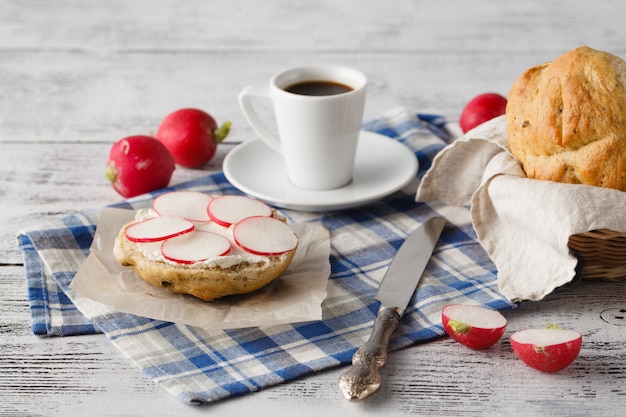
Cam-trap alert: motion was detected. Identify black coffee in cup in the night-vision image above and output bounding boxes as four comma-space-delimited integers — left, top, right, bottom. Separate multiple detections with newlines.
285, 81, 353, 96
239, 64, 367, 190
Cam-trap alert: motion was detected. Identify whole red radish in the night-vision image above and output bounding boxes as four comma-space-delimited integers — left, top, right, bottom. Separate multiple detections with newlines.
441, 304, 507, 350
156, 108, 231, 168
459, 93, 507, 133
105, 135, 175, 198
511, 326, 582, 372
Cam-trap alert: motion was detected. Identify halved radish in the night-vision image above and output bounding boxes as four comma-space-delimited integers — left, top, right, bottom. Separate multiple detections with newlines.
233, 216, 297, 256
161, 230, 232, 264
207, 195, 272, 227
442, 304, 507, 350
125, 216, 194, 243
152, 191, 213, 222
511, 327, 582, 372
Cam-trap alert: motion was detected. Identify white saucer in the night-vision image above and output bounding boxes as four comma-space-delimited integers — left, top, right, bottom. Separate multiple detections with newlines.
223, 131, 418, 212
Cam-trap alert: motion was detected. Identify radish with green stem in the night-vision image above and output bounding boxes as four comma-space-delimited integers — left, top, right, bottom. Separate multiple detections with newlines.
105, 135, 175, 198
156, 108, 231, 168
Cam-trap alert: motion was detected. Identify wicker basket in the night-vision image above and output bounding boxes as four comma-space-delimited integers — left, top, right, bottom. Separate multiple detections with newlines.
568, 229, 626, 280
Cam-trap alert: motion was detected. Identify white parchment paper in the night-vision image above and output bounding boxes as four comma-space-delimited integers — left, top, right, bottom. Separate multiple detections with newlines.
70, 207, 330, 330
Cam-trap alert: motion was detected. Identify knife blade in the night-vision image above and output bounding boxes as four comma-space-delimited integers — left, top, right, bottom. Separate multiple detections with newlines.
338, 216, 445, 401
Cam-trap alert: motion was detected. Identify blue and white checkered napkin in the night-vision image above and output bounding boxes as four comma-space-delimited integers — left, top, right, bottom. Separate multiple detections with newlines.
18, 107, 515, 405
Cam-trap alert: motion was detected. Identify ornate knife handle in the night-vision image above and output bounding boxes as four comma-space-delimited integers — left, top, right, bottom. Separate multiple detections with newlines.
338, 306, 401, 401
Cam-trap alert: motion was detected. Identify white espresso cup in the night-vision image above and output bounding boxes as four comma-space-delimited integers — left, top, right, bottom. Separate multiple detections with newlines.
238, 65, 367, 190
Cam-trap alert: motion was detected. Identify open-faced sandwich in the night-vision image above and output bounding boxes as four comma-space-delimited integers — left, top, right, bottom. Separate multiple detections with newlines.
113, 191, 298, 301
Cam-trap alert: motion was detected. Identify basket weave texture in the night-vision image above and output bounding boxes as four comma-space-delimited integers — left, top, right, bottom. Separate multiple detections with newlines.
568, 229, 626, 280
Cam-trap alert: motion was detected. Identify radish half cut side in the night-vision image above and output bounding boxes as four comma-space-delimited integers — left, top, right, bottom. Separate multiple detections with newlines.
153, 191, 213, 222
125, 216, 194, 243
233, 216, 297, 256
441, 304, 507, 350
161, 230, 232, 264
207, 195, 272, 227
510, 328, 582, 372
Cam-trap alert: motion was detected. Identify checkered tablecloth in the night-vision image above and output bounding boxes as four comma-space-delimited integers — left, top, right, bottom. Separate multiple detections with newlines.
18, 107, 515, 405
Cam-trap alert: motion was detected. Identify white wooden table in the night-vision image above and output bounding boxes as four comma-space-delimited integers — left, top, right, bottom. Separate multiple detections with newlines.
2, 1, 626, 415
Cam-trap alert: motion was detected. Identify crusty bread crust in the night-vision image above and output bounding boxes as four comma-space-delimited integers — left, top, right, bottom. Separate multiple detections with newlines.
507, 46, 626, 190
113, 222, 297, 301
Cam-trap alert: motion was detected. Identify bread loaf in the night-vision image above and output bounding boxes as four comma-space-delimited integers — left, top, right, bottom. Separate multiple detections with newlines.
507, 46, 626, 190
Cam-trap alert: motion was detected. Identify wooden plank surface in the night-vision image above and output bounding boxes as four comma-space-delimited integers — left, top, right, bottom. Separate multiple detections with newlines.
2, 1, 626, 416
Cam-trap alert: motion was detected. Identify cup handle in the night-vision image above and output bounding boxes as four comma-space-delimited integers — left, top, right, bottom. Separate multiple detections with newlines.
238, 85, 282, 154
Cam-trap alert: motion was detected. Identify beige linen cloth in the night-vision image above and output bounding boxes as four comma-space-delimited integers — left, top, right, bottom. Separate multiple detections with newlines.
416, 115, 626, 302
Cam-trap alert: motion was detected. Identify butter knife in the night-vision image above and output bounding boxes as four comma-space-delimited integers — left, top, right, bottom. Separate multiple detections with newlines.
338, 216, 446, 401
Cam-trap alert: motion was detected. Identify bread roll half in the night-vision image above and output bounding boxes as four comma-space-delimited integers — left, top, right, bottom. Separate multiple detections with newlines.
114, 222, 297, 301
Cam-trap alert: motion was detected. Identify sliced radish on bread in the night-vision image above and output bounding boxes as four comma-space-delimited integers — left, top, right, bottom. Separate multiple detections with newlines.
161, 230, 232, 264
207, 195, 272, 227
153, 191, 213, 221
511, 327, 582, 372
125, 216, 194, 243
233, 216, 298, 256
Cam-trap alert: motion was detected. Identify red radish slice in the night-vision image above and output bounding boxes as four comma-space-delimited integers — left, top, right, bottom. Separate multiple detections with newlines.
511, 327, 582, 372
441, 304, 507, 350
153, 191, 213, 222
125, 216, 194, 243
207, 195, 272, 227
161, 230, 232, 264
233, 216, 297, 256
